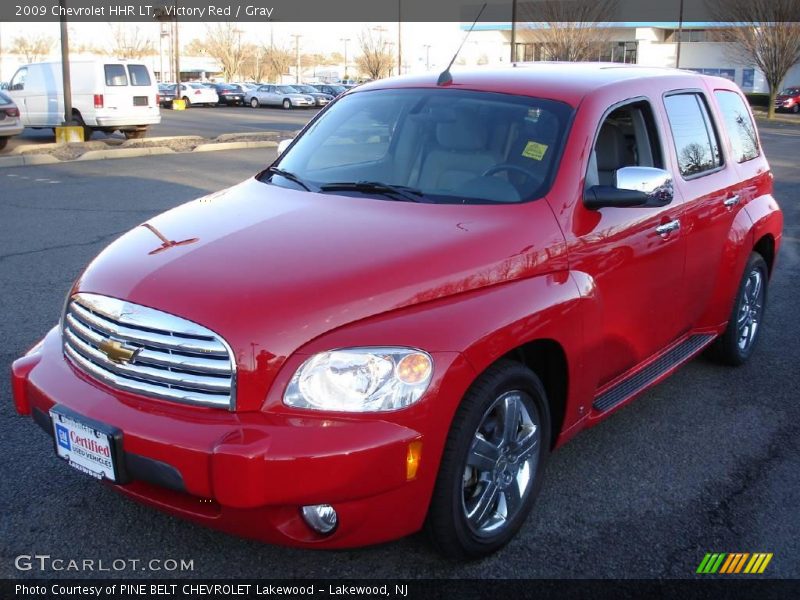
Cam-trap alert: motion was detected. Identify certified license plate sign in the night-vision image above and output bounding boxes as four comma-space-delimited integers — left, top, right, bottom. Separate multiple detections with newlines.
50, 409, 118, 481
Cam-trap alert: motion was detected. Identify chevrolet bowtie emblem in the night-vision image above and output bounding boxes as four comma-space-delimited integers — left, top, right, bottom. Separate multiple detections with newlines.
98, 340, 138, 364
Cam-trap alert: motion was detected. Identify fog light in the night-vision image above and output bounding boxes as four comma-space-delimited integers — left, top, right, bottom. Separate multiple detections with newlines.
301, 504, 338, 534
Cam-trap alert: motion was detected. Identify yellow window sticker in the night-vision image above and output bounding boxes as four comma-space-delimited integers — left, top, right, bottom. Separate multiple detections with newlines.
522, 141, 548, 161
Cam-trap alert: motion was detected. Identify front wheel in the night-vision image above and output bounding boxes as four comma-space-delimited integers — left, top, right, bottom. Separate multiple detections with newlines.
426, 360, 550, 559
708, 253, 769, 366
0, 137, 8, 151
282, 98, 292, 110
792, 104, 800, 114
250, 97, 259, 108
182, 96, 191, 107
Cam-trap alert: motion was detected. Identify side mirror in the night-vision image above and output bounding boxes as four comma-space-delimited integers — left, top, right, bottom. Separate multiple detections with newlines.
584, 166, 674, 210
276, 138, 293, 157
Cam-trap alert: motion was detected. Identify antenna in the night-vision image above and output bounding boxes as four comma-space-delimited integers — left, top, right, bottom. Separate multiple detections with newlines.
437, 2, 487, 86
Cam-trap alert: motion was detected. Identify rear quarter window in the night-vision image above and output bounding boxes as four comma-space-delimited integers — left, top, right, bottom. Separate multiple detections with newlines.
714, 90, 760, 163
104, 64, 128, 86
127, 65, 152, 86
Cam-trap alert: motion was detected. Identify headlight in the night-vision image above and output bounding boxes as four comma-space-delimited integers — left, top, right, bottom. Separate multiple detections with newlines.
283, 347, 433, 412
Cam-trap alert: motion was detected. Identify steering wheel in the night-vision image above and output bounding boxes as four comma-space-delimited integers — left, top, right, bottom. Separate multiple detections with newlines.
482, 163, 542, 185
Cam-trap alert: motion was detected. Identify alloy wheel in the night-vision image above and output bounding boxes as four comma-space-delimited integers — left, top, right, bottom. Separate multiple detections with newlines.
737, 268, 764, 353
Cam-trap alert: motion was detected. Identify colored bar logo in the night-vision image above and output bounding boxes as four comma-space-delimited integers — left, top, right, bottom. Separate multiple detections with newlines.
697, 552, 773, 574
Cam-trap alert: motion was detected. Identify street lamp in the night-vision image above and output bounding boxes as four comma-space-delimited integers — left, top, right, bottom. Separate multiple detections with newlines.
424, 44, 432, 71
340, 37, 350, 81
291, 34, 301, 84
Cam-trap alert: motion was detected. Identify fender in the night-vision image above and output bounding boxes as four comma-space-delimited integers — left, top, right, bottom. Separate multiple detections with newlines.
265, 270, 595, 451
744, 193, 784, 273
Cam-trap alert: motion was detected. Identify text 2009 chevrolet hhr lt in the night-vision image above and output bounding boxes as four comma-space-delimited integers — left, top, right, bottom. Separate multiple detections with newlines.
12, 64, 782, 558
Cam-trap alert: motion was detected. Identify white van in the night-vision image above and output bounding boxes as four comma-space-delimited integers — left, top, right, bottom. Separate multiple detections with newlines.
7, 60, 160, 140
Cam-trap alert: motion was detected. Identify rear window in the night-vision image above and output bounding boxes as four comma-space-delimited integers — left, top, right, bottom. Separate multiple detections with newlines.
128, 65, 151, 86
714, 90, 759, 163
104, 64, 128, 86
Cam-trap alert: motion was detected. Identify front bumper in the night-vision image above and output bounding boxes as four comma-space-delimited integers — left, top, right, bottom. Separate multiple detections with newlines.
11, 328, 435, 548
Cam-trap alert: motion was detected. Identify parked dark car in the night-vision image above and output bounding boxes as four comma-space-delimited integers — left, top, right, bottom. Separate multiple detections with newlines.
0, 91, 23, 151
312, 83, 347, 97
775, 86, 800, 113
157, 83, 177, 107
213, 84, 246, 106
292, 84, 334, 106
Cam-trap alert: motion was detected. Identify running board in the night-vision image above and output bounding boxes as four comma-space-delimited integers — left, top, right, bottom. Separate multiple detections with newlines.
592, 334, 716, 413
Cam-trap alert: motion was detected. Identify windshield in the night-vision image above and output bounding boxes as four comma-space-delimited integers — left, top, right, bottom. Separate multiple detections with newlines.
278, 86, 299, 93
295, 85, 316, 93
271, 88, 572, 204
780, 87, 800, 95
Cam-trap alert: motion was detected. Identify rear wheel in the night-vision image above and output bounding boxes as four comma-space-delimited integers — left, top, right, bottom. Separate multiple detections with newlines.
282, 98, 292, 110
708, 253, 769, 366
426, 360, 550, 559
123, 129, 147, 140
0, 137, 8, 151
250, 97, 259, 108
182, 96, 191, 107
72, 111, 93, 141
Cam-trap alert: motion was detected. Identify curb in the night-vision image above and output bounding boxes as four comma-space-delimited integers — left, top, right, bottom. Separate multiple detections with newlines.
0, 139, 278, 169
76, 147, 177, 161
0, 154, 62, 168
193, 140, 277, 152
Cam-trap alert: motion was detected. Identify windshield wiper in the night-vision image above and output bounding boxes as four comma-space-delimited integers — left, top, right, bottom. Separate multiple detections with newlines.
319, 181, 429, 203
264, 166, 317, 192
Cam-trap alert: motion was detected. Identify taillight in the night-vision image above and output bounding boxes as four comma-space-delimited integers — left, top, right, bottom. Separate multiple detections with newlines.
156, 94, 160, 105
94, 94, 104, 108
4, 107, 19, 118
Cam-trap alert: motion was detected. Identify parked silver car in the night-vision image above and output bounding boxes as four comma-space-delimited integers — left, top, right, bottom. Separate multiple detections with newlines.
245, 85, 315, 109
0, 91, 23, 151
292, 84, 334, 107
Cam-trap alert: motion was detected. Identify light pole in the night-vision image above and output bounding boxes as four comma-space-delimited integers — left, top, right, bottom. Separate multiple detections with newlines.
397, 0, 402, 75
58, 0, 73, 126
291, 34, 301, 84
340, 37, 350, 81
424, 44, 431, 71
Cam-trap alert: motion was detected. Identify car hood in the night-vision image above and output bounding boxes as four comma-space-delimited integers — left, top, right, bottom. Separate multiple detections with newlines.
74, 178, 563, 408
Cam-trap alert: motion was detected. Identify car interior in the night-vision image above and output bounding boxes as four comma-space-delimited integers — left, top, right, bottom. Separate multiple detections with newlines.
585, 102, 663, 190
283, 90, 571, 204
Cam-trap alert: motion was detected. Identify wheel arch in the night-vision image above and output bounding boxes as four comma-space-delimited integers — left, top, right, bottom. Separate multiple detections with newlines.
502, 340, 568, 450
753, 233, 776, 276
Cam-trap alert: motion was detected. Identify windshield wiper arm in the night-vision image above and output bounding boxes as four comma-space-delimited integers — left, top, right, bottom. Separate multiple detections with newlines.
319, 181, 429, 203
264, 166, 317, 192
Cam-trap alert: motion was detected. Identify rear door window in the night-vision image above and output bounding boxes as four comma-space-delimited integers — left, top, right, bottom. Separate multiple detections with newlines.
127, 65, 151, 86
714, 90, 759, 163
104, 64, 128, 86
664, 92, 723, 178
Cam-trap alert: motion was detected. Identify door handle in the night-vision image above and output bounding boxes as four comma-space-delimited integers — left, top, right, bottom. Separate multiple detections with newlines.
655, 219, 681, 237
723, 195, 740, 208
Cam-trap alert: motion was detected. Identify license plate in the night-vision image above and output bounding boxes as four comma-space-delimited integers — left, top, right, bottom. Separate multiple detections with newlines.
50, 407, 120, 482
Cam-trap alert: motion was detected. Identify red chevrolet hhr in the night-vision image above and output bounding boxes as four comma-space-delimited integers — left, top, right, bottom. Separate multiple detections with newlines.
12, 63, 782, 558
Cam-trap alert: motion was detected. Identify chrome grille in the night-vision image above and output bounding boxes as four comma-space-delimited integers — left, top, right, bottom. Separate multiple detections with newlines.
62, 293, 236, 409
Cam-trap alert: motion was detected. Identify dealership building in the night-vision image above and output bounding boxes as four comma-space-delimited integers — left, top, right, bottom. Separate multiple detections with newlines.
463, 23, 800, 93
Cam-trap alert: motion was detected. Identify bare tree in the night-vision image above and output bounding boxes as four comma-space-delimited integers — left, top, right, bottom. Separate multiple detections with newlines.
187, 23, 246, 81
355, 28, 394, 80
519, 0, 620, 62
239, 44, 266, 82
107, 24, 155, 59
260, 44, 294, 83
707, 0, 800, 119
11, 33, 55, 63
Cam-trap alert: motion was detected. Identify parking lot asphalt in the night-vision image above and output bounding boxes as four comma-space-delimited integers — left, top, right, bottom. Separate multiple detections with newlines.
0, 124, 798, 579
5, 104, 320, 152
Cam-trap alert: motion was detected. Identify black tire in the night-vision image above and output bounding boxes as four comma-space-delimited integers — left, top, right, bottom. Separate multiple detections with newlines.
426, 360, 551, 559
793, 104, 800, 114
250, 97, 259, 108
0, 137, 8, 151
282, 98, 292, 110
72, 111, 93, 141
707, 253, 769, 366
182, 96, 191, 107
123, 129, 146, 140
